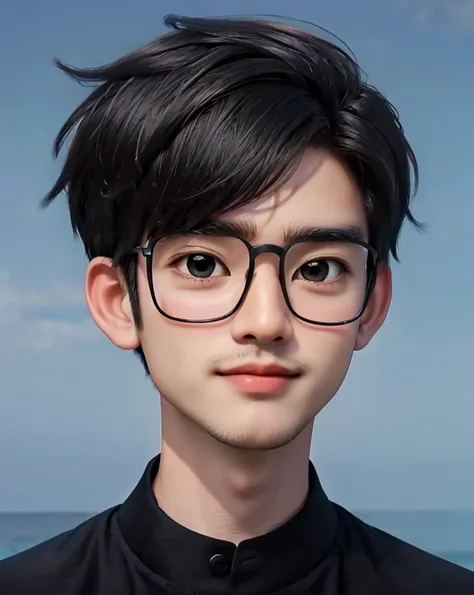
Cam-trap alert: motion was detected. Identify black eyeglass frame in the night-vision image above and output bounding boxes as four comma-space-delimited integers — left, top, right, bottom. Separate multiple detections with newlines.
132, 233, 379, 326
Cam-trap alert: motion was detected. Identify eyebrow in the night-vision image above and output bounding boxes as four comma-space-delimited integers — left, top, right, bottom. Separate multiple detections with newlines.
191, 220, 367, 245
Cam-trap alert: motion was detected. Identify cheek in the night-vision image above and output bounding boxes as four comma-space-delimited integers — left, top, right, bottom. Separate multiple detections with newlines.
298, 323, 358, 386
138, 302, 210, 400
141, 321, 194, 387
299, 321, 359, 359
134, 273, 191, 391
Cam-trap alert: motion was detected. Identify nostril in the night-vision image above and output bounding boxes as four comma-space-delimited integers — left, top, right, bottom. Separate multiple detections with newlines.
242, 334, 285, 342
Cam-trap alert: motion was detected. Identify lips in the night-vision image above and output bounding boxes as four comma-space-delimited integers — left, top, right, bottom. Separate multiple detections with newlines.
216, 363, 300, 394
217, 364, 299, 377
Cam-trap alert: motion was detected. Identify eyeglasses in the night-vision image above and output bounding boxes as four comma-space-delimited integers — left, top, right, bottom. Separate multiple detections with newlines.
132, 232, 378, 326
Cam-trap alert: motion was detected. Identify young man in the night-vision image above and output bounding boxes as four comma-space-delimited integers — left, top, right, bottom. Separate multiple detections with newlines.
1, 13, 472, 595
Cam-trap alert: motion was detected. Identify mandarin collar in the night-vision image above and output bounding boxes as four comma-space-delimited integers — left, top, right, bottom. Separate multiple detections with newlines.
118, 455, 338, 595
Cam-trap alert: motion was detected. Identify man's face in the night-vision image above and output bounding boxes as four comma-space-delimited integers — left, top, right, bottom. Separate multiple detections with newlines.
93, 148, 391, 450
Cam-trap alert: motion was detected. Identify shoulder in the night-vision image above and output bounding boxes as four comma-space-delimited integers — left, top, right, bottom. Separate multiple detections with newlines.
0, 507, 119, 595
336, 506, 474, 594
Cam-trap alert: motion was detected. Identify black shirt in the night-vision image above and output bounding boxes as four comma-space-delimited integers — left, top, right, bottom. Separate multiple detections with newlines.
0, 455, 472, 594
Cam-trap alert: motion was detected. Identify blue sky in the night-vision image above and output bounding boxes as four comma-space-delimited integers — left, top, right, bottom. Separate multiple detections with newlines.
0, 0, 473, 512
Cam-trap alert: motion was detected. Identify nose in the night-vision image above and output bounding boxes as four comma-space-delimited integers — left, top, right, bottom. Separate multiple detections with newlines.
230, 262, 294, 345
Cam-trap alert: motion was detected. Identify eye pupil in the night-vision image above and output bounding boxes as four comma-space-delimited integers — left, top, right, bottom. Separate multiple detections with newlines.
301, 260, 330, 282
187, 254, 216, 277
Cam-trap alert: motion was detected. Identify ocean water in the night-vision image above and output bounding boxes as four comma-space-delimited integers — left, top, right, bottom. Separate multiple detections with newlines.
0, 510, 473, 570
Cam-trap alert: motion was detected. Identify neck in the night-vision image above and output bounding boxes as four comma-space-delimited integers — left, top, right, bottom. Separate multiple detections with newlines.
153, 400, 314, 544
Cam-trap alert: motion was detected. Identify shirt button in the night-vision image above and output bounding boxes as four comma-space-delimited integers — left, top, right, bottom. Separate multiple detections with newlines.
209, 553, 231, 577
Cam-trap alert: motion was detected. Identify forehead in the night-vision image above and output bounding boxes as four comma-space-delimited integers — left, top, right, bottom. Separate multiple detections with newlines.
218, 148, 367, 242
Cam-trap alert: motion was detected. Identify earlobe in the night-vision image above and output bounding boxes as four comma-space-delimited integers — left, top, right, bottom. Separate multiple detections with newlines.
85, 257, 141, 350
354, 265, 392, 351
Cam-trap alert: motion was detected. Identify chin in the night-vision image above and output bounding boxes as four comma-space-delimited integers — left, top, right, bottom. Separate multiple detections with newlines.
204, 416, 311, 451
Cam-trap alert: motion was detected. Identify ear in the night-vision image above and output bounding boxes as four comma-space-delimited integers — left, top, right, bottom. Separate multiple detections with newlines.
354, 265, 392, 351
85, 257, 140, 350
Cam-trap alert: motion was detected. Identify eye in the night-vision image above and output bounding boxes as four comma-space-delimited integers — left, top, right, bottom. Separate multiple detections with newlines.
295, 259, 343, 283
175, 253, 227, 278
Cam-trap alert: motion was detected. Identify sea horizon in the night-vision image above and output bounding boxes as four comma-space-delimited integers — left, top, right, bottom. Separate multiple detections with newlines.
1, 509, 473, 571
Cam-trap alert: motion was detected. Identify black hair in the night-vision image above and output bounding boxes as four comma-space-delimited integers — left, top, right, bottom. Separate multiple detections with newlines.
43, 14, 420, 371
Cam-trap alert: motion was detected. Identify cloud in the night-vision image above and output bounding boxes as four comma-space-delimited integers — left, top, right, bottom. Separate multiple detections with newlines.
7, 318, 98, 352
0, 270, 84, 312
415, 0, 474, 31
0, 270, 99, 353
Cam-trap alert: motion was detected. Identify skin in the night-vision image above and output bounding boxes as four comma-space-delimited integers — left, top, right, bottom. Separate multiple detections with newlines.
85, 148, 392, 543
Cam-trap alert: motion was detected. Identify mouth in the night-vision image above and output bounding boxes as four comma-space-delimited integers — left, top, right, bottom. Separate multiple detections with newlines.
217, 363, 299, 376
216, 364, 301, 394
